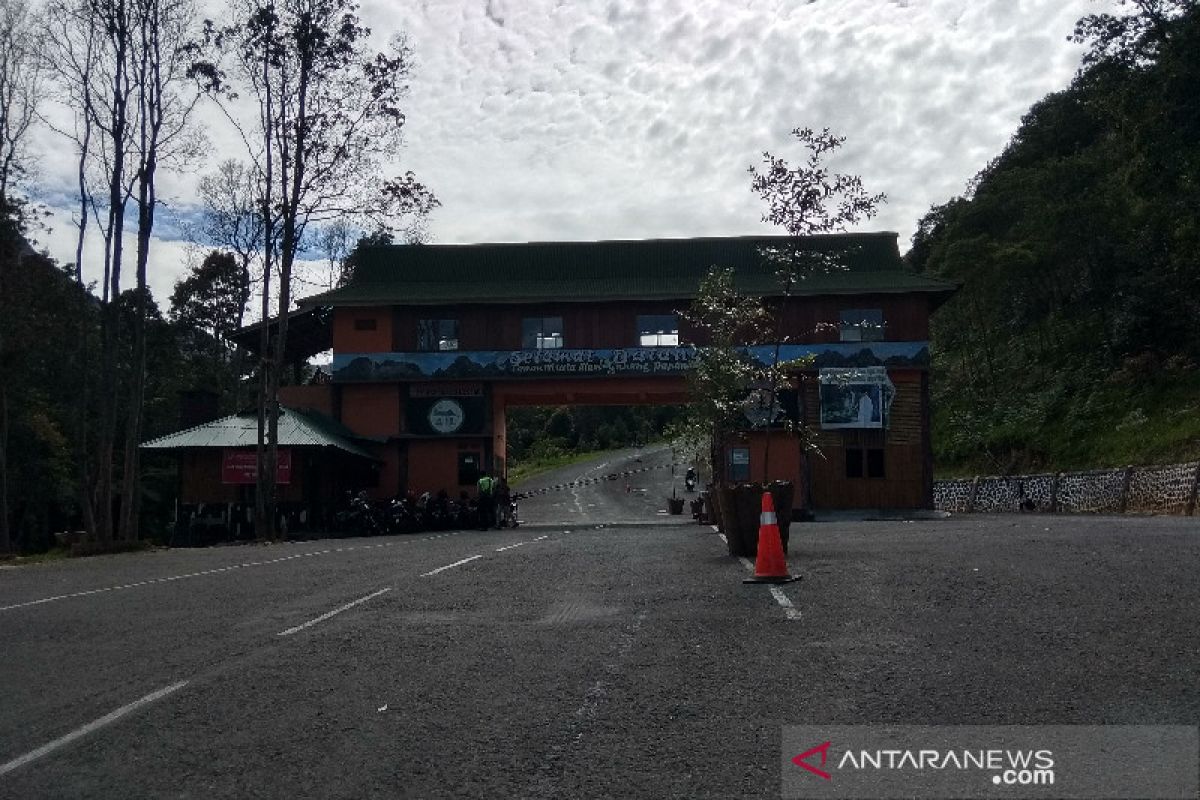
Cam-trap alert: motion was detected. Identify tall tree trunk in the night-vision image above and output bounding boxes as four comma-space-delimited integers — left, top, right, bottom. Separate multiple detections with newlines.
254, 32, 275, 541
72, 123, 97, 541
0, 320, 9, 555
118, 4, 160, 544
118, 169, 153, 542
95, 0, 131, 547
0, 201, 9, 554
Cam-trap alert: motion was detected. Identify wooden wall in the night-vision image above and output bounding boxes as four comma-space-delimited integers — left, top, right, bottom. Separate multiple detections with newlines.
329, 294, 933, 353
340, 384, 402, 437
332, 305, 394, 353
801, 368, 929, 509
180, 450, 313, 505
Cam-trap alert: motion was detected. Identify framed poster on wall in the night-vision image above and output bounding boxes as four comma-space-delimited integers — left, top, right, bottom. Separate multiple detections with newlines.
818, 367, 895, 430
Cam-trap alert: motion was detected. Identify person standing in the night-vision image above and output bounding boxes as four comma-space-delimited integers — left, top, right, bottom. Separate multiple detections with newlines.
477, 472, 497, 530
495, 477, 512, 528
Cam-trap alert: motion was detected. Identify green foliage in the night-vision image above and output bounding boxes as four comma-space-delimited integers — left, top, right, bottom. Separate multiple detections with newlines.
911, 1, 1200, 474
170, 250, 249, 345
505, 405, 683, 470
0, 217, 253, 551
680, 266, 769, 437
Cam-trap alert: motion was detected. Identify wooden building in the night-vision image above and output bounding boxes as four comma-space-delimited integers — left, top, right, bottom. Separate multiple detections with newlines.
288, 233, 956, 511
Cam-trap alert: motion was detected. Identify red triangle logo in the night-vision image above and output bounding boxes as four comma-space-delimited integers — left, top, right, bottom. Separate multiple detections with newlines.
792, 741, 832, 780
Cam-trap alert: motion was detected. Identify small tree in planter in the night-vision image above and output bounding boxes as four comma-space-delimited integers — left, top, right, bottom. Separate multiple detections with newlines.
748, 126, 886, 505
679, 267, 774, 554
681, 127, 885, 556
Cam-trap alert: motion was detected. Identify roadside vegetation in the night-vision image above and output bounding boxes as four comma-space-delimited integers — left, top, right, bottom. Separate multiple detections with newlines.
910, 0, 1200, 476
505, 406, 682, 486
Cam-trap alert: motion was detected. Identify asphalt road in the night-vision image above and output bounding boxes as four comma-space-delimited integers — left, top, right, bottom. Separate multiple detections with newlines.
1, 456, 1199, 798
514, 444, 695, 527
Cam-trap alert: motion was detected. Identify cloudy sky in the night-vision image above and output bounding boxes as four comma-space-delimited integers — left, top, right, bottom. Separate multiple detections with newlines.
31, 0, 1112, 308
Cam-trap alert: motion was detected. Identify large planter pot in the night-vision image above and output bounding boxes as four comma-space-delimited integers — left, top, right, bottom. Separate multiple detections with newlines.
667, 497, 685, 515
709, 487, 725, 533
716, 486, 740, 554
718, 481, 794, 557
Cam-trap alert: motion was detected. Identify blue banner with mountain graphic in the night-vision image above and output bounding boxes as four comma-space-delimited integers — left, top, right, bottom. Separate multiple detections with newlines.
330, 342, 930, 382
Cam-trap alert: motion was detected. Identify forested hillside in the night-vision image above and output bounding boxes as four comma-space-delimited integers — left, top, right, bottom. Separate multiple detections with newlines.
0, 235, 275, 553
908, 0, 1200, 475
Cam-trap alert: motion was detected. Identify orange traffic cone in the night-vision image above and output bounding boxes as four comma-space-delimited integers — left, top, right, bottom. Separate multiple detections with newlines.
744, 490, 799, 584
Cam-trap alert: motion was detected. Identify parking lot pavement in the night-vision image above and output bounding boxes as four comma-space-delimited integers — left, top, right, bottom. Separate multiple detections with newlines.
1, 513, 1198, 798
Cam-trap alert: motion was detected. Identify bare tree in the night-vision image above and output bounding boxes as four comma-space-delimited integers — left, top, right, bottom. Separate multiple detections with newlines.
116, 0, 203, 542
0, 0, 44, 554
314, 219, 353, 290
198, 158, 263, 316
748, 127, 886, 482
0, 0, 42, 205
191, 0, 438, 538
41, 0, 102, 541
44, 0, 201, 544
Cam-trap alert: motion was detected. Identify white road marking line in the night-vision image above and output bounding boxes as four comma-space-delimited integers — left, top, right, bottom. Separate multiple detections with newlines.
495, 542, 528, 552
716, 529, 800, 620
769, 586, 802, 620
533, 535, 549, 541
276, 588, 391, 636
0, 681, 188, 777
0, 540, 421, 613
420, 555, 483, 577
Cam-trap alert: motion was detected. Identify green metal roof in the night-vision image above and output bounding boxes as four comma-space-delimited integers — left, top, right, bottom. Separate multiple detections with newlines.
299, 233, 957, 307
140, 406, 378, 460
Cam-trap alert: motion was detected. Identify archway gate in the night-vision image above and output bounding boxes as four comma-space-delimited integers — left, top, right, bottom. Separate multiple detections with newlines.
287, 233, 953, 510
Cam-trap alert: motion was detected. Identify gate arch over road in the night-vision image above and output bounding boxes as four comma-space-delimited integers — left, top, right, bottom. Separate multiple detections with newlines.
289, 233, 954, 511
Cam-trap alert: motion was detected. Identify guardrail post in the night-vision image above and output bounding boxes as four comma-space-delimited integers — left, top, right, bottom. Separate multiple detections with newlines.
1187, 461, 1200, 517
1118, 465, 1134, 513
967, 476, 980, 513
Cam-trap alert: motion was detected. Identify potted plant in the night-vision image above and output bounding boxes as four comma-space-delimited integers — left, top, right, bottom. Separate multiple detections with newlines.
667, 488, 685, 515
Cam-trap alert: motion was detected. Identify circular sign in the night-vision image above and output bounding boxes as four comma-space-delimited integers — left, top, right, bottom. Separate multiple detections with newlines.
743, 386, 783, 428
428, 399, 465, 434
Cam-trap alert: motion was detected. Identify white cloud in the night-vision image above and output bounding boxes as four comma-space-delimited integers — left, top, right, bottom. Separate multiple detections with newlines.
26, 0, 1113, 307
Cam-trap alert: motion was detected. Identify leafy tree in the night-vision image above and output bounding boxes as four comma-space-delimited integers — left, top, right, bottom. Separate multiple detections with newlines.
908, 0, 1200, 472
171, 250, 250, 351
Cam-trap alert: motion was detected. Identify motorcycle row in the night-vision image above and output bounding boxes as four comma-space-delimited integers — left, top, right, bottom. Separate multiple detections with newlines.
332, 490, 519, 537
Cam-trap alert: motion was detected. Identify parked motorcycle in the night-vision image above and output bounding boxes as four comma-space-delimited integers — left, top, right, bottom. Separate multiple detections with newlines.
334, 491, 384, 537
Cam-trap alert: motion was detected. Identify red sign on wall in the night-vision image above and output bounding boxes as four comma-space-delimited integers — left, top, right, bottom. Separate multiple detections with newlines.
221, 449, 292, 485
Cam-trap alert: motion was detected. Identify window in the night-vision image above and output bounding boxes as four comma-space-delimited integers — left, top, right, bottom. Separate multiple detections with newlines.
637, 314, 679, 347
417, 319, 459, 351
353, 318, 377, 331
867, 448, 885, 478
728, 447, 751, 482
845, 447, 885, 479
839, 308, 885, 342
458, 451, 481, 486
522, 317, 564, 349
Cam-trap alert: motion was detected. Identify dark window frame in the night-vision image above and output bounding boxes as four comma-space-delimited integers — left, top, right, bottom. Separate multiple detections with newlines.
522, 316, 565, 349
636, 313, 680, 347
728, 446, 751, 482
457, 450, 482, 486
839, 308, 885, 342
845, 446, 886, 479
417, 318, 460, 352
